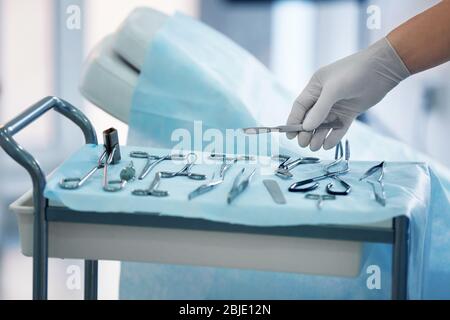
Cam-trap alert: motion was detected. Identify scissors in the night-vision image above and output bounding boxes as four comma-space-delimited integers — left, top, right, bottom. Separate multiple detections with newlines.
130, 151, 187, 180
288, 141, 351, 195
188, 159, 236, 200
273, 155, 320, 179
59, 149, 108, 190
227, 168, 256, 204
160, 153, 207, 180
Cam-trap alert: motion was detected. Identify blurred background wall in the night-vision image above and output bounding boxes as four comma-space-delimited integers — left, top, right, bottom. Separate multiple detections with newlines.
0, 0, 448, 299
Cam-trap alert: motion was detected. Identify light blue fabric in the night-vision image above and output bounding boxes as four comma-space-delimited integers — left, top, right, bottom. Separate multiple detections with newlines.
44, 145, 428, 227
128, 12, 291, 154
44, 145, 432, 299
121, 12, 450, 299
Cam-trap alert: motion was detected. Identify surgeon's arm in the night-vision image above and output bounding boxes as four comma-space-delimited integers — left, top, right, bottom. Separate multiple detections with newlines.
388, 0, 450, 74
287, 0, 450, 151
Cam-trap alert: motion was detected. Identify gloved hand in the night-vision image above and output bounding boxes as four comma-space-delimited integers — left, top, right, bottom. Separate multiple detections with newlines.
286, 37, 410, 151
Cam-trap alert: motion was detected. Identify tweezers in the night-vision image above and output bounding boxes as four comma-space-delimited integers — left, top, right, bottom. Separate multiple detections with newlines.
242, 119, 343, 135
227, 168, 256, 204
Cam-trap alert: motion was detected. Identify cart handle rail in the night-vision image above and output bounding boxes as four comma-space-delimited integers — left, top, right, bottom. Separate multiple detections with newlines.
0, 96, 97, 299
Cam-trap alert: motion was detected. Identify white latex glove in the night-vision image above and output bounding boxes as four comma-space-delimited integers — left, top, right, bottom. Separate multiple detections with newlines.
286, 37, 410, 151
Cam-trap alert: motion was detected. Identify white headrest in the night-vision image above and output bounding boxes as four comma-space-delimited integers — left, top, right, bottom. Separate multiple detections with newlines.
113, 7, 168, 71
79, 35, 138, 123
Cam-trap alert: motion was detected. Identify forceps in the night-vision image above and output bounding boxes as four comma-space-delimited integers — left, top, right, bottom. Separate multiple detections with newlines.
360, 161, 386, 206
59, 150, 108, 190
273, 155, 320, 179
288, 141, 351, 194
305, 194, 336, 210
227, 168, 256, 204
188, 159, 236, 200
130, 151, 187, 180
160, 153, 207, 180
132, 172, 169, 197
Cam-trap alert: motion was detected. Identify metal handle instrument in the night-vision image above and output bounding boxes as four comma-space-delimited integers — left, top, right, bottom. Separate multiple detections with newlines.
242, 119, 343, 135
160, 153, 207, 180
227, 168, 256, 204
132, 172, 169, 197
59, 150, 107, 190
130, 151, 187, 180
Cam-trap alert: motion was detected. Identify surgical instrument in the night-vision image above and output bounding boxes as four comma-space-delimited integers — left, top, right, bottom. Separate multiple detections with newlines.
160, 153, 207, 180
132, 172, 169, 197
274, 155, 320, 179
130, 151, 187, 180
59, 127, 122, 190
360, 161, 386, 206
102, 144, 120, 188
305, 194, 336, 210
101, 128, 123, 188
209, 153, 255, 162
325, 140, 352, 195
360, 161, 385, 182
59, 149, 108, 190
288, 141, 350, 193
263, 179, 286, 204
367, 181, 386, 207
103, 161, 136, 192
242, 119, 343, 135
227, 168, 256, 204
188, 159, 236, 200
326, 176, 352, 196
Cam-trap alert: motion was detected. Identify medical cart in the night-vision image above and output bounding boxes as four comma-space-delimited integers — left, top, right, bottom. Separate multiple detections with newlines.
0, 96, 409, 300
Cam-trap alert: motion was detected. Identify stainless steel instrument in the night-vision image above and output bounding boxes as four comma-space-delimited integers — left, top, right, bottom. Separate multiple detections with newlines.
131, 172, 169, 197
130, 151, 187, 180
305, 193, 336, 210
263, 179, 286, 204
242, 119, 343, 135
103, 161, 136, 192
160, 153, 207, 180
188, 159, 236, 200
360, 161, 386, 206
227, 168, 256, 204
274, 155, 320, 179
59, 149, 108, 190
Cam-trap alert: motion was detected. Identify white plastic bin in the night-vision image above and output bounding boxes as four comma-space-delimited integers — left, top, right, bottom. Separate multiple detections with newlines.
10, 190, 368, 277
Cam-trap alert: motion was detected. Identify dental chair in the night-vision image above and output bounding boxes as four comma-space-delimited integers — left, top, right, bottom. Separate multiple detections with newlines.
80, 7, 168, 123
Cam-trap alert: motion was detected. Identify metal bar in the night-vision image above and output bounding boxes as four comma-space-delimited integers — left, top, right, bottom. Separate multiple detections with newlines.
2, 97, 96, 143
84, 260, 98, 300
47, 207, 394, 244
0, 96, 97, 300
392, 216, 409, 300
